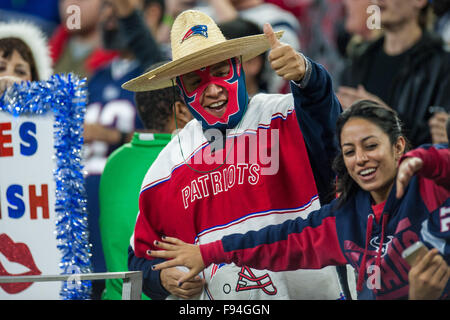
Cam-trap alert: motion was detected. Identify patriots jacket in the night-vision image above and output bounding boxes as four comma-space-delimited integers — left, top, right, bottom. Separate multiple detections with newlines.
200, 145, 450, 300
128, 59, 344, 300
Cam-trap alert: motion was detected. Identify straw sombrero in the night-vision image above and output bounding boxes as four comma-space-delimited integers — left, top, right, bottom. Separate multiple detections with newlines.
122, 10, 283, 92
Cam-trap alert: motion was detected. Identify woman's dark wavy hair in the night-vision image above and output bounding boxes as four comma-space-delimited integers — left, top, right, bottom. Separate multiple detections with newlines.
331, 100, 411, 208
0, 38, 38, 81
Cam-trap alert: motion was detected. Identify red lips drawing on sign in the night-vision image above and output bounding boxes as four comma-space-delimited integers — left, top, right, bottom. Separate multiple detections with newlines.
0, 233, 41, 294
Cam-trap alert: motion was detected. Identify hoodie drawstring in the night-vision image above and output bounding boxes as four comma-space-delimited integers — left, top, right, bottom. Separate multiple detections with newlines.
356, 213, 390, 292
376, 214, 389, 266
357, 214, 374, 292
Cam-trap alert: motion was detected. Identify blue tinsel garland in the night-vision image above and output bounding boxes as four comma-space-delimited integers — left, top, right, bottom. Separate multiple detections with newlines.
0, 73, 92, 300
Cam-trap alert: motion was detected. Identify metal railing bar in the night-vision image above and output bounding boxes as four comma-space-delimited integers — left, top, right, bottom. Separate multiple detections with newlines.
0, 271, 143, 300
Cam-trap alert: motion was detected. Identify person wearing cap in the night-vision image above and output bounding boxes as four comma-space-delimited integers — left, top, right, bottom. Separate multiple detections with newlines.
0, 21, 53, 95
125, 10, 346, 300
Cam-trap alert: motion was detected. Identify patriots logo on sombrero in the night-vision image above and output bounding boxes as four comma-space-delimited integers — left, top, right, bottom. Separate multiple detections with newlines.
181, 25, 208, 43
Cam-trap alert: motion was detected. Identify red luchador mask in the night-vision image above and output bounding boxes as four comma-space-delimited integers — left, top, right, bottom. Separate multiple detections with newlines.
176, 57, 248, 130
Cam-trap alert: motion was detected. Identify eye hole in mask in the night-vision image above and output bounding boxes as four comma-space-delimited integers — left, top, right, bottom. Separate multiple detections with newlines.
179, 60, 233, 94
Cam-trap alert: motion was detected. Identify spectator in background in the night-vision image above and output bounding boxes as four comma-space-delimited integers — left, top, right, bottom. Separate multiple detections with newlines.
429, 1, 450, 146
338, 0, 450, 148
205, 0, 300, 52
448, 114, 450, 141
155, 0, 198, 57
0, 21, 53, 95
296, 0, 346, 87
218, 18, 267, 96
49, 0, 118, 79
99, 64, 193, 300
264, 0, 309, 21
429, 107, 450, 145
195, 0, 301, 94
337, 0, 381, 59
83, 0, 164, 299
343, 0, 377, 42
0, 0, 60, 36
139, 0, 165, 36
431, 0, 450, 50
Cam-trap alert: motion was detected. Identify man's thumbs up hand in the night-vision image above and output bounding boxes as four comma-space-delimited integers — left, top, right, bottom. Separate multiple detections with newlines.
264, 23, 305, 83
264, 23, 282, 49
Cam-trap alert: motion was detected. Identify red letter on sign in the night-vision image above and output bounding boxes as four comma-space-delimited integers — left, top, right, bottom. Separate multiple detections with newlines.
29, 184, 49, 219
0, 122, 13, 157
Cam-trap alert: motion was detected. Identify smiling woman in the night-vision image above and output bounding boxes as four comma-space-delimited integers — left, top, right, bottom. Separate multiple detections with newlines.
333, 100, 410, 207
0, 39, 34, 81
0, 21, 52, 95
148, 100, 450, 300
0, 22, 52, 81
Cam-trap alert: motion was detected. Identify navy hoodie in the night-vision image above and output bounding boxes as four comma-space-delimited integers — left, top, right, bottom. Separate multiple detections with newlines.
201, 145, 450, 299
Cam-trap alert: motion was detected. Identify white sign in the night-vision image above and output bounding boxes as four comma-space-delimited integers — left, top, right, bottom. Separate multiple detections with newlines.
0, 112, 61, 299
0, 75, 90, 300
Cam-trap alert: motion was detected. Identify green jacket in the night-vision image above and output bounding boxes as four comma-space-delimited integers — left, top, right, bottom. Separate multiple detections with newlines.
99, 132, 172, 300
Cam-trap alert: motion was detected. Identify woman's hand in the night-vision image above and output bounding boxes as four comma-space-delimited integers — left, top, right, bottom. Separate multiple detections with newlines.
147, 236, 206, 286
396, 157, 423, 198
408, 248, 450, 300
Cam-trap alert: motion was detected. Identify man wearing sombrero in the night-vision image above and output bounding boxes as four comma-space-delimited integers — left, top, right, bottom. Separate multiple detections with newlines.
125, 10, 347, 300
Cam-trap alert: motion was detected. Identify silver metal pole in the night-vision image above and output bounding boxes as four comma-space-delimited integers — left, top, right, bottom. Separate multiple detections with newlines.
0, 271, 143, 300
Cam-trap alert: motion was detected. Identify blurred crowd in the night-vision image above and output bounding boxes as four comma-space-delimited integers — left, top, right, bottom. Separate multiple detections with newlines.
0, 0, 449, 300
